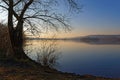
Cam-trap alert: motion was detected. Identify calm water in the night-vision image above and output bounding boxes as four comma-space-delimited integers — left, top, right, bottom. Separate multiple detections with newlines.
25, 40, 120, 78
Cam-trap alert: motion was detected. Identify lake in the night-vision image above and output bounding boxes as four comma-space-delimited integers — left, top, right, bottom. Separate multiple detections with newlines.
25, 40, 120, 78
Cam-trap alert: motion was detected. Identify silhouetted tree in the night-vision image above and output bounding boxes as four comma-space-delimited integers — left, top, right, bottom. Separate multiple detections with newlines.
0, 0, 80, 60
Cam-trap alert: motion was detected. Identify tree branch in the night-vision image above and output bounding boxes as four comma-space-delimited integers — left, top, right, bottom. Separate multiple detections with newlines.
2, 0, 9, 5
20, 0, 34, 18
13, 0, 22, 6
0, 5, 8, 10
13, 10, 19, 20
24, 14, 69, 27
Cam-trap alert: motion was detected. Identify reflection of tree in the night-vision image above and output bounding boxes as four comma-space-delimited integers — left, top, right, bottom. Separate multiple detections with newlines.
24, 39, 61, 69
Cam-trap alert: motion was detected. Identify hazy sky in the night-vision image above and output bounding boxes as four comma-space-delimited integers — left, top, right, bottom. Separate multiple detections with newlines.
66, 0, 120, 37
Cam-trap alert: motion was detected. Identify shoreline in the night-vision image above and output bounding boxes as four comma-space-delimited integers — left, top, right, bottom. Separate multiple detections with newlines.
0, 59, 119, 80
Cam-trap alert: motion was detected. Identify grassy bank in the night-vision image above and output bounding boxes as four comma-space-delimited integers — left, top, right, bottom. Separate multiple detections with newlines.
0, 59, 119, 80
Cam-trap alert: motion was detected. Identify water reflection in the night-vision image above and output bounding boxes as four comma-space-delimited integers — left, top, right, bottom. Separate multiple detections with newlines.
24, 39, 120, 78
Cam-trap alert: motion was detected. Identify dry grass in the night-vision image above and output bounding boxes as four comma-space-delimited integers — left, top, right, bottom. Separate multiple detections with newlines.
0, 23, 9, 51
0, 64, 117, 80
0, 23, 9, 58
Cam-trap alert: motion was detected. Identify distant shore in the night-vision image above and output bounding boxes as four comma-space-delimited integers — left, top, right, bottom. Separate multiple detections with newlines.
26, 35, 120, 45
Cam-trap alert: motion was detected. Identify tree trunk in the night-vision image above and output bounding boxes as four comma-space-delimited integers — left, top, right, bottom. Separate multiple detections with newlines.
7, 25, 26, 59
7, 2, 28, 59
7, 0, 40, 65
7, 0, 27, 59
12, 21, 28, 59
8, 21, 41, 66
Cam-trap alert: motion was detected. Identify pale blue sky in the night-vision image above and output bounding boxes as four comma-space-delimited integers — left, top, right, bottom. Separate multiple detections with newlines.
69, 0, 120, 37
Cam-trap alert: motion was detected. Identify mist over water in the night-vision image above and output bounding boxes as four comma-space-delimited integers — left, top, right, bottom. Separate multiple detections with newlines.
25, 40, 120, 78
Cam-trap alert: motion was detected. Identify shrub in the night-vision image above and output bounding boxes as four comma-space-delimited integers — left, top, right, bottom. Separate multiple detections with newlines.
0, 23, 9, 51
36, 40, 61, 68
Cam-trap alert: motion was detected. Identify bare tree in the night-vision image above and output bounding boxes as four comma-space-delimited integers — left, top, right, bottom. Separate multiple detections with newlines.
0, 0, 80, 60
